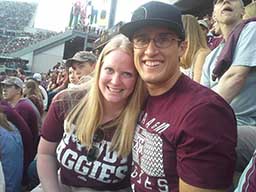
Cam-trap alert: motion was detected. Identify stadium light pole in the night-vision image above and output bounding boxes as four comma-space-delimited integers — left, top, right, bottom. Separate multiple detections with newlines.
108, 0, 117, 29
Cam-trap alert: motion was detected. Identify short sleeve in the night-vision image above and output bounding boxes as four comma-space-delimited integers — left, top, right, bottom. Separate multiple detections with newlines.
233, 22, 256, 67
40, 98, 65, 142
176, 101, 237, 189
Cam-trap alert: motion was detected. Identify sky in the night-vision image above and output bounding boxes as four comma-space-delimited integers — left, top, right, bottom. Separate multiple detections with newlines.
7, 0, 178, 32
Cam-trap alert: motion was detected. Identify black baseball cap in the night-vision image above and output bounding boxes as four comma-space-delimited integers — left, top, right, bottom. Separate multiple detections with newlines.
120, 1, 185, 40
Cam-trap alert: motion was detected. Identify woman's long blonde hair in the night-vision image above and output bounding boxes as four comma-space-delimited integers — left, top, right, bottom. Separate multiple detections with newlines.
65, 34, 146, 157
180, 14, 209, 69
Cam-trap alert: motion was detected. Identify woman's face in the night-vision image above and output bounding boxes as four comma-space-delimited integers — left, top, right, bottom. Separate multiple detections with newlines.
98, 49, 137, 108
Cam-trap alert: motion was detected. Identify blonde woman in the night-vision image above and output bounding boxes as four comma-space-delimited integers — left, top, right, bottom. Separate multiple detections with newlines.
36, 35, 145, 192
180, 14, 210, 82
23, 79, 44, 116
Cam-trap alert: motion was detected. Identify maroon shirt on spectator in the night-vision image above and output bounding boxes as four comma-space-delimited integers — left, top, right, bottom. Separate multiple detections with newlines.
131, 75, 237, 192
14, 98, 40, 157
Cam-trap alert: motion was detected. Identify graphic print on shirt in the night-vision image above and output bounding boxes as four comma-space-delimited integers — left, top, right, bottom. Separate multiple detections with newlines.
56, 125, 129, 184
131, 112, 170, 192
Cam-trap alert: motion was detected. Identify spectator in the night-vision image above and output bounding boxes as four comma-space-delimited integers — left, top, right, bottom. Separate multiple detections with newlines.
201, 0, 256, 172
180, 14, 210, 82
1, 76, 41, 159
23, 79, 44, 116
120, 1, 237, 191
0, 100, 34, 187
35, 35, 145, 191
0, 106, 23, 192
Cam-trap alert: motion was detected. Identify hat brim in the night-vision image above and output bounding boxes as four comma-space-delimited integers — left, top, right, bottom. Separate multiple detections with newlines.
65, 58, 90, 67
120, 19, 185, 40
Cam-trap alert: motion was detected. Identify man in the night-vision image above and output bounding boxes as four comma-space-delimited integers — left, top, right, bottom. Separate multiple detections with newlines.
120, 1, 237, 191
65, 50, 97, 83
47, 51, 96, 108
201, 0, 256, 172
1, 76, 41, 158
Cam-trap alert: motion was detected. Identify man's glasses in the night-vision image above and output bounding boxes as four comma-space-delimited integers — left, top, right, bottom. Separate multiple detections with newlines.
87, 129, 104, 162
132, 33, 181, 49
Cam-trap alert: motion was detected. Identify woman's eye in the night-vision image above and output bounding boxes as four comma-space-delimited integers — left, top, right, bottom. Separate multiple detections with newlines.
105, 67, 113, 73
122, 72, 133, 78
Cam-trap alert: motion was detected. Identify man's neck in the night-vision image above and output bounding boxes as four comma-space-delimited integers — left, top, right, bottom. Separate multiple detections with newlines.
147, 71, 182, 96
220, 19, 242, 41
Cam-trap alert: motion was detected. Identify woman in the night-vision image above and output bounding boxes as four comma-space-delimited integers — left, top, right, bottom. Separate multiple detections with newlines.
23, 79, 44, 116
0, 107, 24, 192
36, 35, 145, 191
180, 14, 210, 82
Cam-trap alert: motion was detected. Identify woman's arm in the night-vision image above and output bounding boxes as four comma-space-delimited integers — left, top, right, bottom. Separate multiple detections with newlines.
193, 49, 210, 83
37, 138, 61, 192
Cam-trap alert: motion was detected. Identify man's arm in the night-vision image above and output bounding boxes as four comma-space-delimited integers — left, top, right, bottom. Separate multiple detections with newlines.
179, 179, 227, 192
213, 65, 250, 103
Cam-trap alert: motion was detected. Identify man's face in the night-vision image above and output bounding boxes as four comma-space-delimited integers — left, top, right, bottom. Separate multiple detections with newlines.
214, 0, 244, 25
132, 26, 186, 91
2, 84, 21, 102
71, 61, 95, 81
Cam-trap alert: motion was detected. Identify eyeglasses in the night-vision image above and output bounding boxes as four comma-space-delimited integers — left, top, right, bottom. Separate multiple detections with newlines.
132, 33, 181, 49
87, 129, 104, 162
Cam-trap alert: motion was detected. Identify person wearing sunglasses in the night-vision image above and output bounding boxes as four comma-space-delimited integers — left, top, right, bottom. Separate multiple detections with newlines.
35, 35, 145, 192
120, 1, 237, 192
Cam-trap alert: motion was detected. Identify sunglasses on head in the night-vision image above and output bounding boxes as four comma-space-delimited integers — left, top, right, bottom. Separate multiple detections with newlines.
87, 129, 105, 162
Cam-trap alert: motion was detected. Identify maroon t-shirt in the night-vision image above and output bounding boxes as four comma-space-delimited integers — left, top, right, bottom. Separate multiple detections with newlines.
131, 75, 237, 192
41, 89, 86, 142
41, 89, 132, 190
56, 125, 132, 190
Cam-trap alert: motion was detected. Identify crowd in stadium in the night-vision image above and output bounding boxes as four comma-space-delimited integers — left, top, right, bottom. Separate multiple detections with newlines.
1, 0, 256, 191
0, 1, 37, 31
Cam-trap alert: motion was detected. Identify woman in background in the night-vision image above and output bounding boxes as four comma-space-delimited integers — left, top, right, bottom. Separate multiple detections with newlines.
180, 14, 210, 82
23, 79, 44, 116
0, 106, 23, 192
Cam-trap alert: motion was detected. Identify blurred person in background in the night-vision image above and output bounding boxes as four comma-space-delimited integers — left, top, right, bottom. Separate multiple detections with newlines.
243, 0, 256, 19
23, 79, 44, 116
180, 14, 210, 82
0, 100, 34, 189
46, 51, 97, 109
0, 106, 23, 192
1, 76, 41, 160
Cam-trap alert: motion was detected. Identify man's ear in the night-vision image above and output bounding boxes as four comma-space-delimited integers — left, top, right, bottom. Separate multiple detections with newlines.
178, 40, 187, 57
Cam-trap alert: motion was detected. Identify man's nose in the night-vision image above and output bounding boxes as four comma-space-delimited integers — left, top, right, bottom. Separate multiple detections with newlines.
144, 39, 159, 56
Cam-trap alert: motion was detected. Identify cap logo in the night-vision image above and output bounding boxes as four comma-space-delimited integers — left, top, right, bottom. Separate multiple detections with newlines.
132, 6, 148, 21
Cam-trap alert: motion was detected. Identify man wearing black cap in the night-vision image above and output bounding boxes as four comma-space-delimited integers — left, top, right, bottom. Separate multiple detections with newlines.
120, 1, 237, 191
